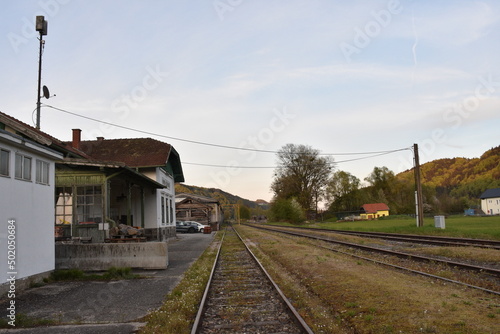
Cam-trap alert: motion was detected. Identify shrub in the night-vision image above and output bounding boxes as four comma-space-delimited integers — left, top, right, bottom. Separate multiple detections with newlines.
270, 198, 306, 224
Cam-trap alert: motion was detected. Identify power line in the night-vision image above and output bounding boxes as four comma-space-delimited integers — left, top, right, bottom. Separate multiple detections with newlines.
43, 104, 276, 153
183, 149, 410, 169
183, 162, 275, 169
44, 104, 411, 158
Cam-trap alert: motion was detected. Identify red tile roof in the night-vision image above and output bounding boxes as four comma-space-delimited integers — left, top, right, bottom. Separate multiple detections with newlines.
361, 203, 390, 213
77, 138, 172, 167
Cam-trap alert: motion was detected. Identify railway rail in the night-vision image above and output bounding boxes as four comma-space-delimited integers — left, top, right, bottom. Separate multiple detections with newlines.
260, 224, 500, 249
248, 224, 500, 296
191, 226, 314, 334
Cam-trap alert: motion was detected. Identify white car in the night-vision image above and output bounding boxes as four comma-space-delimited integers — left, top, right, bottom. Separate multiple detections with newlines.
184, 221, 205, 233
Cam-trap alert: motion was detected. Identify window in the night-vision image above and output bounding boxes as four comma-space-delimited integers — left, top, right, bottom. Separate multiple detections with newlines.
36, 160, 50, 185
0, 149, 9, 176
15, 153, 31, 181
169, 199, 173, 225
56, 186, 103, 225
55, 187, 73, 225
160, 194, 174, 226
76, 185, 103, 223
161, 195, 166, 225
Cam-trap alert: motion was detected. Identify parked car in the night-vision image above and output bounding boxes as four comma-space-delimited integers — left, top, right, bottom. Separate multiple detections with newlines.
176, 221, 197, 233
184, 221, 205, 233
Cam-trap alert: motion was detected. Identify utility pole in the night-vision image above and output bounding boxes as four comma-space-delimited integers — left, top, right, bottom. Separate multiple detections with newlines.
413, 143, 424, 227
35, 16, 48, 129
237, 203, 240, 225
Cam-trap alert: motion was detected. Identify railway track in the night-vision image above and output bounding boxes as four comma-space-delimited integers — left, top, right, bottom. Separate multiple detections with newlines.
261, 224, 500, 249
248, 224, 500, 296
191, 226, 313, 334
331, 230, 500, 249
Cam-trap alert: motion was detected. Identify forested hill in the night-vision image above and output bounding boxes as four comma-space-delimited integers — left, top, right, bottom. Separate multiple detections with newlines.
398, 145, 500, 196
175, 184, 261, 209
175, 147, 498, 216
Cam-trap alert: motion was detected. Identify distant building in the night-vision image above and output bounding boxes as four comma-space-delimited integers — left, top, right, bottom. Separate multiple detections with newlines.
255, 199, 270, 209
360, 203, 390, 220
480, 188, 500, 215
175, 193, 224, 230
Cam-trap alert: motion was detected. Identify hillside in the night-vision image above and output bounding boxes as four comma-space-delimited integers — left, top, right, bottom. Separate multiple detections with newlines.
398, 145, 500, 197
341, 146, 500, 215
175, 184, 262, 209
175, 147, 499, 215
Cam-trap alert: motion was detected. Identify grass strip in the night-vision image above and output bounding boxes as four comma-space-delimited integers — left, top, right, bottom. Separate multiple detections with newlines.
269, 215, 500, 240
139, 233, 221, 334
237, 225, 500, 333
47, 267, 141, 282
0, 313, 60, 328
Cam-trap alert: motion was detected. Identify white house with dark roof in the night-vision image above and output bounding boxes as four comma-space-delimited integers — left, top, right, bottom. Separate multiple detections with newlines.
480, 188, 500, 215
69, 130, 185, 240
0, 111, 187, 278
0, 119, 63, 290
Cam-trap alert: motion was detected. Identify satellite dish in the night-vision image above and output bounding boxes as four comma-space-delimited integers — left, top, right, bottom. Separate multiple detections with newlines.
43, 85, 50, 99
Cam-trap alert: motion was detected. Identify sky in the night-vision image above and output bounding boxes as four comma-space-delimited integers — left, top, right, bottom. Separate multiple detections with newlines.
1, 0, 499, 203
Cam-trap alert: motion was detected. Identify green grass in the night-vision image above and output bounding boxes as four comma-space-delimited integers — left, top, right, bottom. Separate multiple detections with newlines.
48, 267, 140, 282
267, 215, 500, 240
0, 313, 59, 328
140, 233, 221, 334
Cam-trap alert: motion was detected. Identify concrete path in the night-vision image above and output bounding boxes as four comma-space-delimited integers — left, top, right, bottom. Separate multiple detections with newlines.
0, 232, 215, 333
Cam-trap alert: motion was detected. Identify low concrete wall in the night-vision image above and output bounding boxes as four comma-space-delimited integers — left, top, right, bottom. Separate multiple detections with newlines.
55, 242, 168, 271
0, 270, 52, 297
143, 226, 176, 241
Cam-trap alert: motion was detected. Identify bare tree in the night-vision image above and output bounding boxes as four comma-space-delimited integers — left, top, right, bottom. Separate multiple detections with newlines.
271, 144, 333, 213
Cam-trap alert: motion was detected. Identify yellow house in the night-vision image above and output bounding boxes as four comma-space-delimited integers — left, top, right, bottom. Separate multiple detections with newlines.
360, 203, 390, 220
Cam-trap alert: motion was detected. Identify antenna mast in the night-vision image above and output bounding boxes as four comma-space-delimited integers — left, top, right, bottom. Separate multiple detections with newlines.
35, 16, 48, 130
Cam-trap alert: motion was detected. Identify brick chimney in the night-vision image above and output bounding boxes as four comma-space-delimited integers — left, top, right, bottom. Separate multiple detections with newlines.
72, 129, 82, 150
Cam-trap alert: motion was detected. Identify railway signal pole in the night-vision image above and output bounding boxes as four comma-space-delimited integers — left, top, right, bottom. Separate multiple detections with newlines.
413, 143, 424, 227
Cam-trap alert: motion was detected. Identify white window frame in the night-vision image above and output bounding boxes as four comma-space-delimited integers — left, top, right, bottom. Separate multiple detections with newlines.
15, 153, 32, 181
36, 159, 50, 185
0, 148, 9, 177
161, 193, 167, 226
169, 198, 173, 225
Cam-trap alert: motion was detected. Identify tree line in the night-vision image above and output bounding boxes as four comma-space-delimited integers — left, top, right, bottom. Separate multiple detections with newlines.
270, 144, 500, 223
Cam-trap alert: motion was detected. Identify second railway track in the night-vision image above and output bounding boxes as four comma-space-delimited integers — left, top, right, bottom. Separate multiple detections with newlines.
247, 224, 500, 296
191, 226, 313, 334
261, 224, 500, 249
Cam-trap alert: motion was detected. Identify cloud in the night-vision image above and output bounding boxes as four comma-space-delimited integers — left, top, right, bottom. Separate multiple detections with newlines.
286, 63, 471, 83
400, 1, 498, 45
